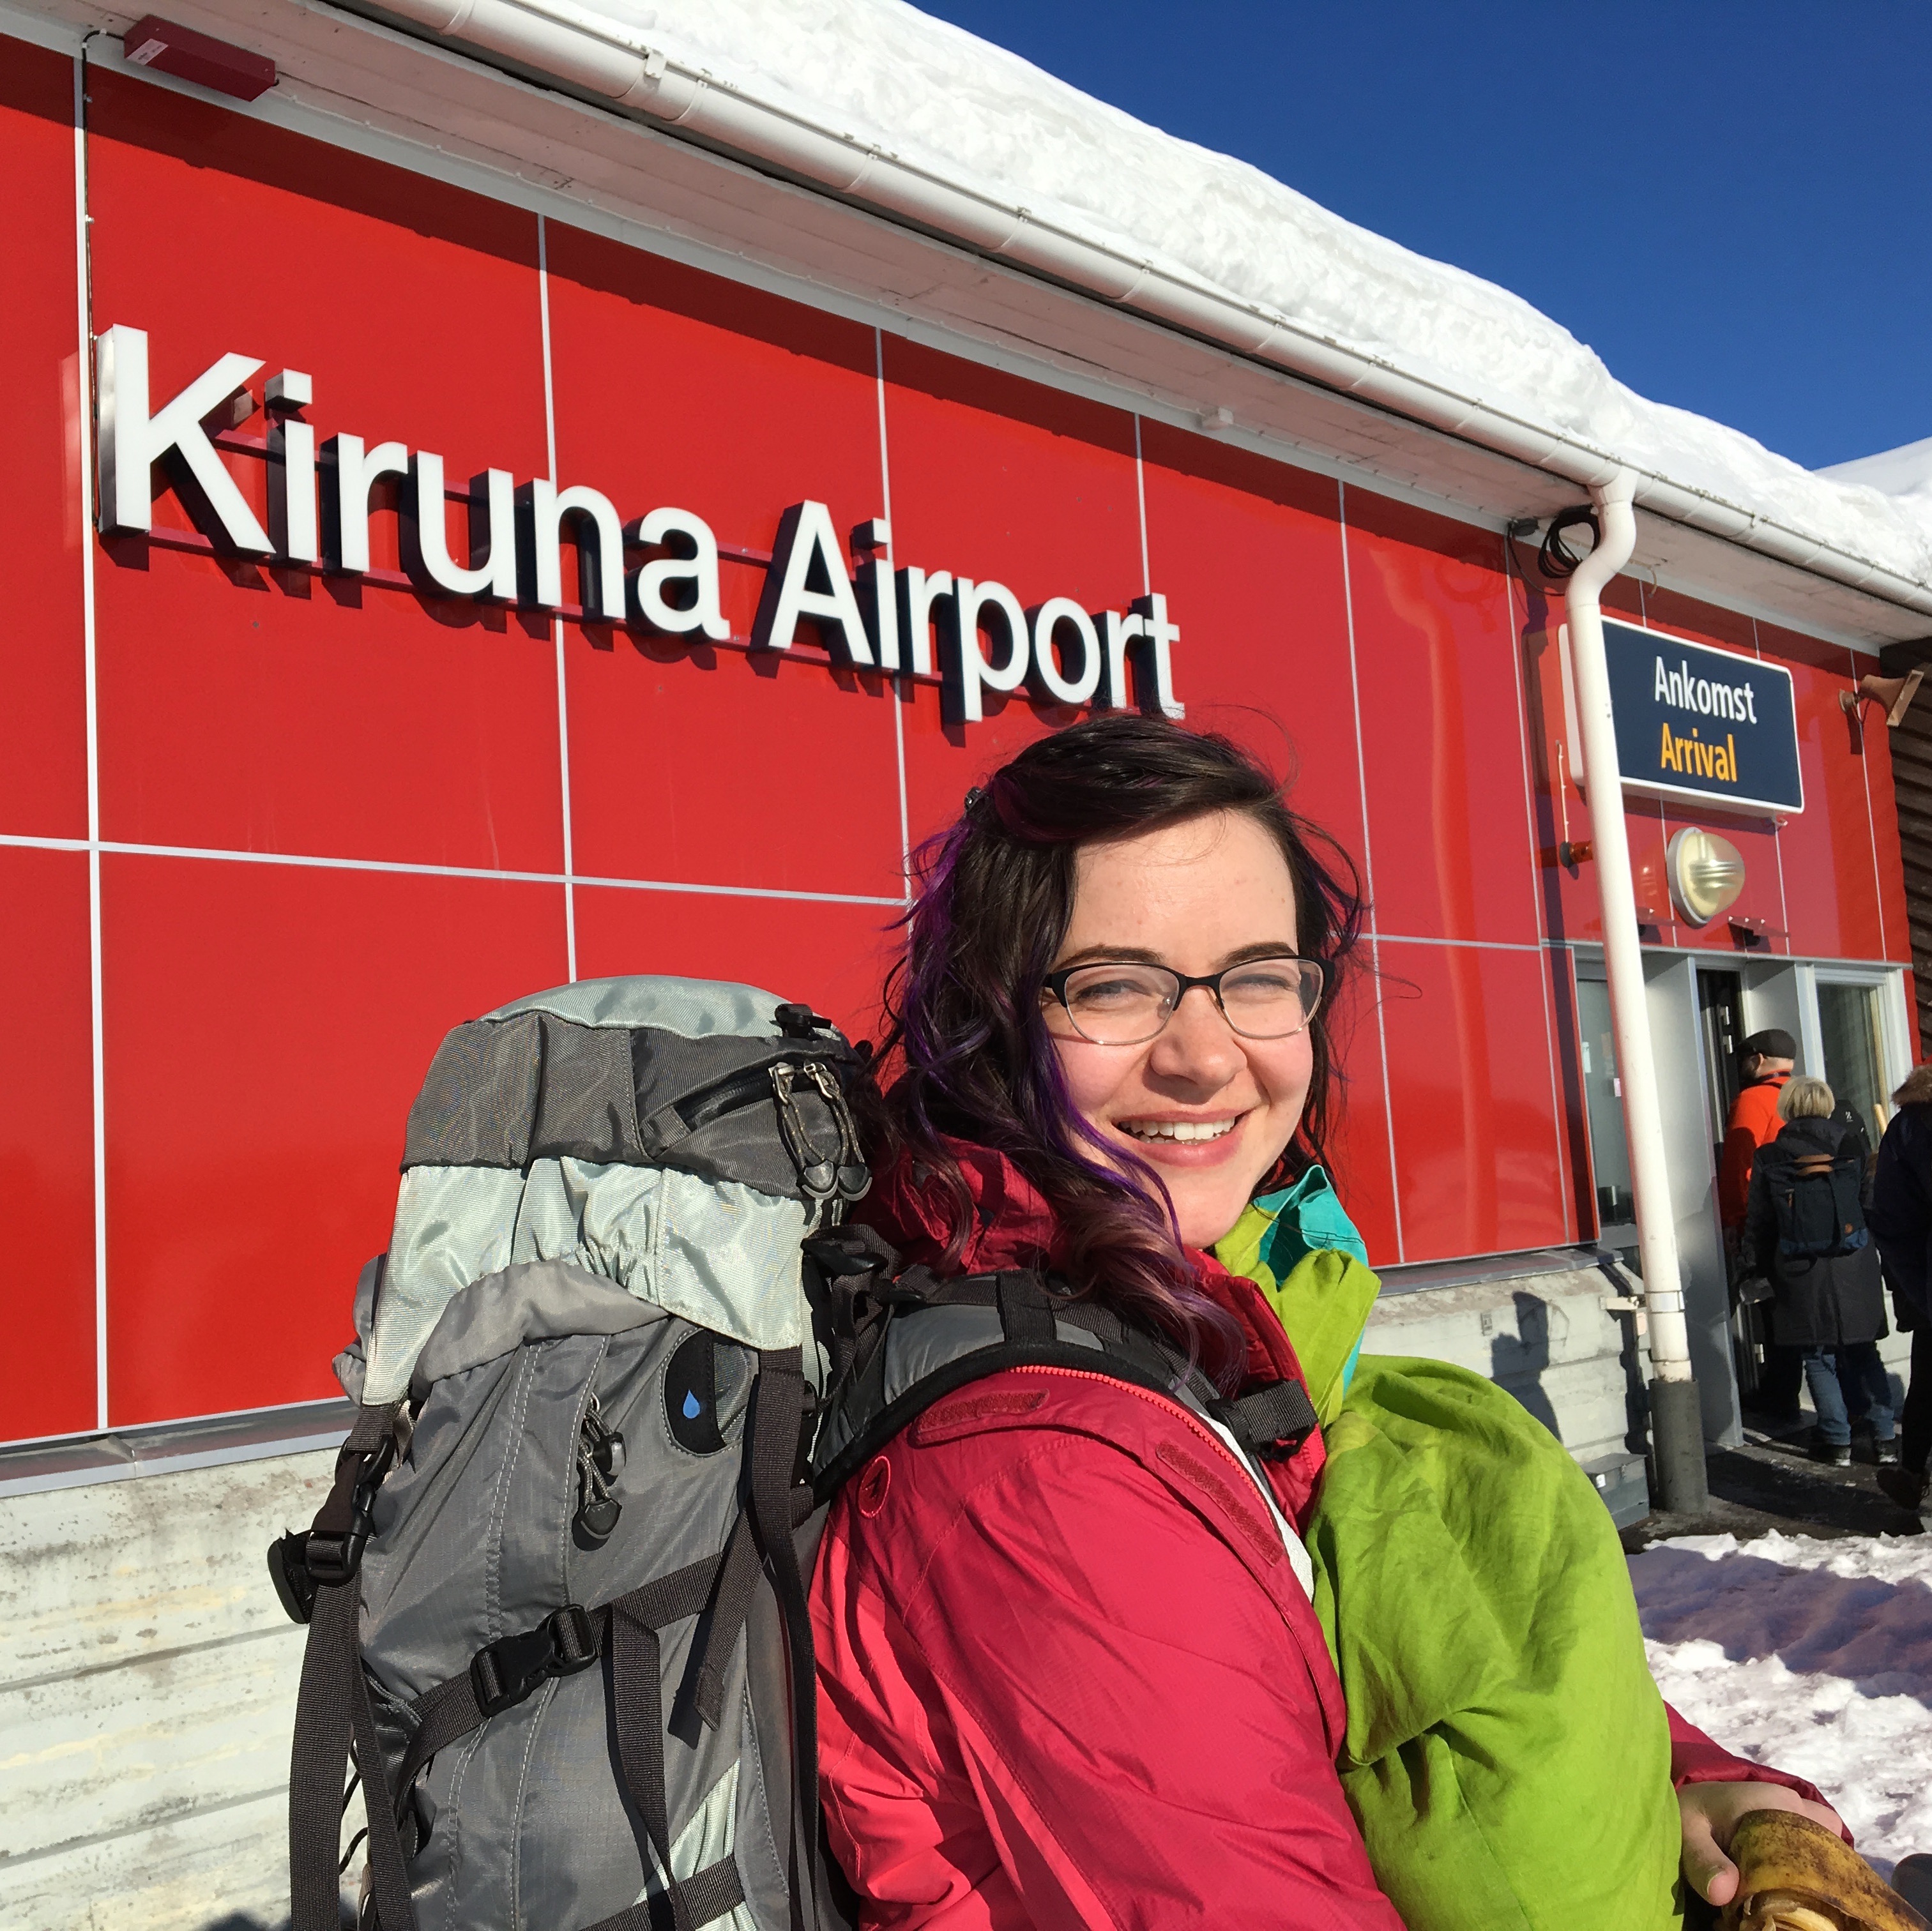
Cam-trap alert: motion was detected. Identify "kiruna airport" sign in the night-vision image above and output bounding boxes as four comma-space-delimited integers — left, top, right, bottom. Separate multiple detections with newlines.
93, 325, 1185, 729
1602, 619, 1804, 815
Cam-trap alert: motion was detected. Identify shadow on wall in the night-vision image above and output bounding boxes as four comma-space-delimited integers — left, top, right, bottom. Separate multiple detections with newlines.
1491, 1289, 1563, 1441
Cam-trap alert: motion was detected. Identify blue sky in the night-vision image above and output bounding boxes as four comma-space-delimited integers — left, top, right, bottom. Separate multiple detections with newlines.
915, 0, 1931, 474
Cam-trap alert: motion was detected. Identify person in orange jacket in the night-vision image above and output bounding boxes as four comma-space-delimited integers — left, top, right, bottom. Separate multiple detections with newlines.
1723, 1028, 1798, 1420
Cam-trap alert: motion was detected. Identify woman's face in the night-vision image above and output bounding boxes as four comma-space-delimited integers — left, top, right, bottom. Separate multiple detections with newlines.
1046, 810, 1316, 1250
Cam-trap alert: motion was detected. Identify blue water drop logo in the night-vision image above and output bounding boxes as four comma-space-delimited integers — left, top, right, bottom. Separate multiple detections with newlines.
682, 1391, 703, 1420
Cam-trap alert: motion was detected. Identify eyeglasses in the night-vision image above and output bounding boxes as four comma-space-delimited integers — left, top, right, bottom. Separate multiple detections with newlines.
1041, 955, 1327, 1047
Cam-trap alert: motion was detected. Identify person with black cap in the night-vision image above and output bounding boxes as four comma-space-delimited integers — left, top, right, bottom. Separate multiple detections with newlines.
1722, 1029, 1800, 1421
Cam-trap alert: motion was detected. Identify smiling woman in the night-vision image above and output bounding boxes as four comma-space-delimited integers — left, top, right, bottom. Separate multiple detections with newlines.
854, 713, 1364, 1388
817, 713, 1843, 1931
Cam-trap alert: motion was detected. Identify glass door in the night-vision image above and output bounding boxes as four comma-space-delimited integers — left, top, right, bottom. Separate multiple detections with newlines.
1574, 973, 1637, 1247
1817, 978, 1889, 1153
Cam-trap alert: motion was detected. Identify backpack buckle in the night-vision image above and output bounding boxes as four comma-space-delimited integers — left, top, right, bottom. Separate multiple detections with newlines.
301, 1432, 396, 1589
469, 1603, 602, 1718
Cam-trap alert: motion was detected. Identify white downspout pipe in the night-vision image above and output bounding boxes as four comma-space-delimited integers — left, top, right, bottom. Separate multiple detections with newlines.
1564, 470, 1708, 1513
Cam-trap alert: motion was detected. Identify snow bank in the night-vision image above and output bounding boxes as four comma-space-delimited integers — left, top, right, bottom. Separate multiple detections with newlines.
588, 0, 1932, 597
1631, 1530, 1932, 1873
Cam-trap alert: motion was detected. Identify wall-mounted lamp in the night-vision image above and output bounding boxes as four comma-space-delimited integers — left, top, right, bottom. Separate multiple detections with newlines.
1840, 668, 1924, 727
1666, 826, 1746, 927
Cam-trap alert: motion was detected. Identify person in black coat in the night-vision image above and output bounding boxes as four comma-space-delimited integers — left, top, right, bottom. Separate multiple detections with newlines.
1741, 1075, 1894, 1467
1868, 1063, 1932, 1508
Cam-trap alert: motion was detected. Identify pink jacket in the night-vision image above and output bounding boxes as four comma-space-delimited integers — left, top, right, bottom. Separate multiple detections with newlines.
812, 1147, 1823, 1928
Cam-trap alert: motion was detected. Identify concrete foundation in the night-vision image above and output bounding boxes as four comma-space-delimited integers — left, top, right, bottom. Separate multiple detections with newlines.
2, 1246, 1841, 1928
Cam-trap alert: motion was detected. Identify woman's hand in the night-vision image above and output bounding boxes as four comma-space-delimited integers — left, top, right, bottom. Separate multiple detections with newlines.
1680, 1780, 1848, 1904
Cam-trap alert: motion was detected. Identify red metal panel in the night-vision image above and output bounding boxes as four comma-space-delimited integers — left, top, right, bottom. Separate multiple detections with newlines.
1376, 938, 1571, 1261
1757, 622, 1886, 962
568, 644, 905, 898
101, 855, 568, 1426
0, 845, 96, 1441
1321, 958, 1399, 1266
574, 882, 901, 1047
885, 338, 1142, 848
899, 678, 1056, 863
1859, 687, 1913, 966
1136, 423, 1364, 866
84, 70, 559, 871
1344, 494, 1539, 946
1546, 944, 1595, 1243
539, 227, 901, 897
0, 38, 87, 840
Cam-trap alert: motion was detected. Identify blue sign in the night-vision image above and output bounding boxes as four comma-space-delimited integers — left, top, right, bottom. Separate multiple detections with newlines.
1601, 619, 1804, 815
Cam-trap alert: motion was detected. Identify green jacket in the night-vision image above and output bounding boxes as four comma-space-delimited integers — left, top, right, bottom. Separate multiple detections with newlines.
1218, 1176, 1681, 1931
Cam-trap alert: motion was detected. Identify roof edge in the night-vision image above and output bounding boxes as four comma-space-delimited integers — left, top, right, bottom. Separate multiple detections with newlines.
366, 0, 1932, 623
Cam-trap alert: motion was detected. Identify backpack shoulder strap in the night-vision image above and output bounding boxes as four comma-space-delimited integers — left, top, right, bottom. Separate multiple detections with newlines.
285, 1401, 418, 1931
810, 1268, 1316, 1502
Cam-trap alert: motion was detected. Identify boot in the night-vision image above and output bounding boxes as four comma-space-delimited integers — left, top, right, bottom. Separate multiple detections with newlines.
1877, 1462, 1928, 1513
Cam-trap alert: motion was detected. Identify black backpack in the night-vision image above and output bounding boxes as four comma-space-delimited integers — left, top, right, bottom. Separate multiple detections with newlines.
1772, 1139, 1869, 1261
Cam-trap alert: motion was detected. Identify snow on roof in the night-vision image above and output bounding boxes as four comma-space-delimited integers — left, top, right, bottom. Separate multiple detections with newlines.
618, 0, 1932, 605
1820, 437, 1932, 503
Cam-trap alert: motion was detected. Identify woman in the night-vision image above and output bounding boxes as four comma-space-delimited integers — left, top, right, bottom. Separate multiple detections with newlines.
814, 715, 1837, 1928
1744, 1074, 1895, 1467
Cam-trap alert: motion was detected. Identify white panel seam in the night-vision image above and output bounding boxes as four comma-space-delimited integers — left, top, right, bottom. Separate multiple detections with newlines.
0, 835, 903, 905
1338, 482, 1404, 1261
1134, 414, 1150, 596
74, 47, 108, 1433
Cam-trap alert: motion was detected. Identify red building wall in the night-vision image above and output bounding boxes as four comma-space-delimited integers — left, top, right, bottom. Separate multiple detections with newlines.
0, 34, 1909, 1443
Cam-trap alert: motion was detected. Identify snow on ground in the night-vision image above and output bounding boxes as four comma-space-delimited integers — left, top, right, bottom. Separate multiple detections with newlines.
1631, 1531, 1932, 1875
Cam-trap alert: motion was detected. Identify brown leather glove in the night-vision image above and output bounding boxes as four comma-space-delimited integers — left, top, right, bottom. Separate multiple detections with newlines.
1723, 1812, 1928, 1931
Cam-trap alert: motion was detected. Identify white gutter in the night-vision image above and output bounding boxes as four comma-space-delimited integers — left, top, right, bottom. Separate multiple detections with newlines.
1565, 472, 1708, 1512
372, 0, 1932, 623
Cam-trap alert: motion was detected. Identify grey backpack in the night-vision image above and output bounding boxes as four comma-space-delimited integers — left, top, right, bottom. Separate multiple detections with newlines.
273, 976, 869, 1931
271, 974, 1317, 1931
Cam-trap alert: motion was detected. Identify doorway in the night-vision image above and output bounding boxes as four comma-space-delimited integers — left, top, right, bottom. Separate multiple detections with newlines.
1694, 968, 1753, 1391
1696, 969, 1745, 1179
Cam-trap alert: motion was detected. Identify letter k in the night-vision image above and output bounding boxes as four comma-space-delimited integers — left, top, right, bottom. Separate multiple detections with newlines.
97, 324, 271, 554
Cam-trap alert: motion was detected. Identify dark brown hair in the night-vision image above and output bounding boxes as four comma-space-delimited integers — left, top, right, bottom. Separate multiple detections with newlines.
865, 713, 1364, 1387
